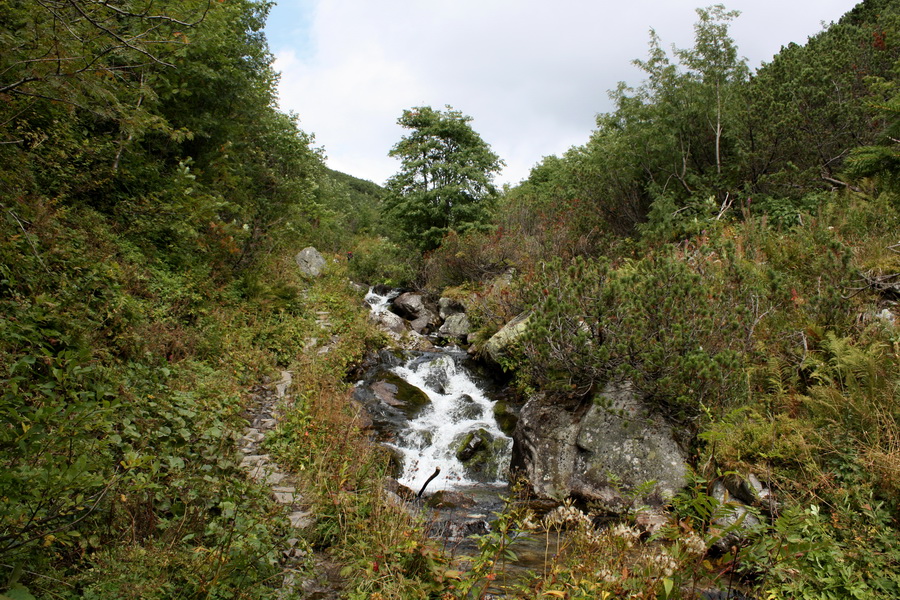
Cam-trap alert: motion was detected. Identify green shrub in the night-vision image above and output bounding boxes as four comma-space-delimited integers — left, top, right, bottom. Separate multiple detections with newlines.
522, 251, 747, 422
347, 236, 420, 287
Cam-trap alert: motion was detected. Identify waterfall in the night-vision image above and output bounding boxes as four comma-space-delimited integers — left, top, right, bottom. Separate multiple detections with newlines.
390, 351, 512, 492
364, 287, 399, 315
363, 288, 512, 493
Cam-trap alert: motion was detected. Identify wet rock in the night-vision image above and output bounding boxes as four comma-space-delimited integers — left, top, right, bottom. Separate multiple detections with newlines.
455, 429, 487, 462
351, 385, 410, 439
295, 246, 326, 278
454, 428, 509, 480
371, 371, 431, 418
377, 349, 405, 368
451, 394, 484, 422
492, 400, 519, 436
422, 363, 450, 394
425, 490, 477, 509
383, 477, 416, 501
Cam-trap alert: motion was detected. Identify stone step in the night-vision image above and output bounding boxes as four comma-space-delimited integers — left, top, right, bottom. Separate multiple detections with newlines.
287, 510, 313, 528
240, 454, 270, 468
242, 430, 265, 443
274, 491, 297, 504
266, 471, 287, 485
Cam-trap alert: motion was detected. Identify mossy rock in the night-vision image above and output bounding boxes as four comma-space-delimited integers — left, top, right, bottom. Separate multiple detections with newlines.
492, 401, 518, 436
453, 428, 507, 480
450, 394, 484, 422
372, 371, 431, 418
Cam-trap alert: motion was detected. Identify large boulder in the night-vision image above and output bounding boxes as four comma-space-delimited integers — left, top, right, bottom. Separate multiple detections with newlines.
438, 297, 466, 320
370, 371, 431, 419
392, 292, 440, 334
369, 310, 407, 336
438, 313, 472, 340
511, 383, 689, 512
295, 247, 327, 278
351, 369, 431, 440
392, 292, 427, 319
481, 312, 531, 366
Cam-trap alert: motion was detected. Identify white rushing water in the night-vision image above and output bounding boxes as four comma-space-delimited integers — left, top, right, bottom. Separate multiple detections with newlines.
391, 352, 512, 492
364, 288, 512, 493
364, 287, 399, 315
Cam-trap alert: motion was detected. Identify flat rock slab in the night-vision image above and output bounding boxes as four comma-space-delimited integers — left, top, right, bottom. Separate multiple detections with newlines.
274, 491, 297, 504
288, 511, 313, 528
240, 454, 270, 468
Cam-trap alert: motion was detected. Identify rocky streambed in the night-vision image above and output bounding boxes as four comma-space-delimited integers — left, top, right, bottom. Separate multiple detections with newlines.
354, 283, 778, 588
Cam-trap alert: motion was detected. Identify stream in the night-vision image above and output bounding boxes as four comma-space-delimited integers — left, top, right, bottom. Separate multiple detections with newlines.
360, 288, 513, 495
356, 288, 572, 587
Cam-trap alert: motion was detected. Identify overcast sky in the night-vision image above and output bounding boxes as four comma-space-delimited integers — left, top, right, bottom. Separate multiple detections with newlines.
265, 0, 860, 186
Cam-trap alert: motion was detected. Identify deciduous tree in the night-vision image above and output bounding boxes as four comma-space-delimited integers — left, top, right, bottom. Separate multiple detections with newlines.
384, 105, 504, 251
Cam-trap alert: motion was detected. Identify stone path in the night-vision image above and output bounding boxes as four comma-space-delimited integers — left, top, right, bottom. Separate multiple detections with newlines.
237, 309, 343, 598
239, 370, 314, 533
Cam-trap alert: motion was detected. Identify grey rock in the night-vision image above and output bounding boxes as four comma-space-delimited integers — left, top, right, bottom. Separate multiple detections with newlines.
288, 510, 313, 528
369, 310, 407, 335
265, 471, 287, 485
393, 292, 427, 319
275, 371, 292, 398
710, 481, 761, 552
274, 491, 297, 504
438, 297, 465, 320
438, 313, 472, 340
393, 292, 439, 332
295, 246, 327, 278
482, 312, 531, 366
511, 383, 689, 512
242, 430, 265, 443
409, 314, 432, 333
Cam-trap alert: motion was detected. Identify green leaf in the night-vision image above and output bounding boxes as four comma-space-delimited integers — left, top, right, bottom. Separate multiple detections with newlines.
3, 584, 37, 600
662, 577, 674, 598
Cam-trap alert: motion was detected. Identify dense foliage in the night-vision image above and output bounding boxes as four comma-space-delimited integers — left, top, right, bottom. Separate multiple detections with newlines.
419, 1, 900, 597
3, 0, 900, 598
0, 1, 376, 597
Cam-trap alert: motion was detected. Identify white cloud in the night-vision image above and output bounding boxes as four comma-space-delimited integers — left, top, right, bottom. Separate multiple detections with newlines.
268, 0, 859, 186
